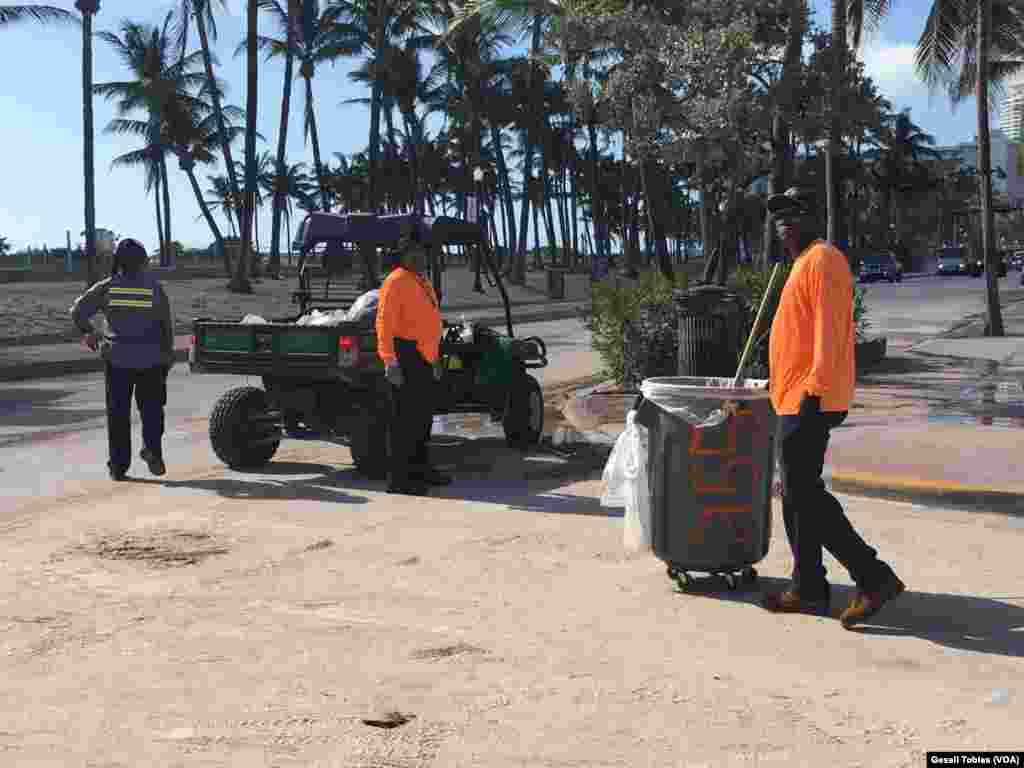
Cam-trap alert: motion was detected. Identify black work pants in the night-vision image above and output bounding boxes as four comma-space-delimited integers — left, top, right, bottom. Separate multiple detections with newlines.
104, 363, 168, 472
387, 338, 436, 488
778, 411, 891, 600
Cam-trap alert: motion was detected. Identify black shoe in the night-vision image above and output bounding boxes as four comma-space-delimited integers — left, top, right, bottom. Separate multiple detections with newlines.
139, 448, 166, 477
414, 468, 452, 487
109, 466, 128, 481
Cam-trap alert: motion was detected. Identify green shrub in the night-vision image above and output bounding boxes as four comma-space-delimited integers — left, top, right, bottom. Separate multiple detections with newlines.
583, 270, 682, 386
729, 263, 871, 375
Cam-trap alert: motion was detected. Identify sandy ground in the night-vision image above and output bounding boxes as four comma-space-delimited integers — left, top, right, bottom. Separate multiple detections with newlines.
0, 434, 1021, 766
0, 267, 588, 346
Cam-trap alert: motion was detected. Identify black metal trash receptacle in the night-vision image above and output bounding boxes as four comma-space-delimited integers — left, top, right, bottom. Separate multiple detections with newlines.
634, 377, 775, 590
675, 286, 746, 377
546, 267, 567, 299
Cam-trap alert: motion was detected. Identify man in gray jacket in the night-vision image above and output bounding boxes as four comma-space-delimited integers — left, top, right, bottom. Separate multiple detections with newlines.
71, 238, 174, 480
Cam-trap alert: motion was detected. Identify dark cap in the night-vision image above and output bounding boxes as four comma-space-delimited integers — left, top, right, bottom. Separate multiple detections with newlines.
765, 187, 816, 216
114, 237, 148, 268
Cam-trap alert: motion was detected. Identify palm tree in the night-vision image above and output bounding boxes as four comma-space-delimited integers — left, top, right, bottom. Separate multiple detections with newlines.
173, 0, 244, 236
95, 14, 209, 268
0, 5, 77, 26
826, 0, 896, 246
916, 0, 1024, 336
75, 0, 101, 285
254, 0, 300, 277
247, 0, 361, 213
110, 138, 171, 261
109, 104, 246, 270
332, 0, 433, 215
237, 150, 276, 260
266, 161, 316, 264
231, 0, 259, 294
206, 173, 240, 238
868, 110, 940, 244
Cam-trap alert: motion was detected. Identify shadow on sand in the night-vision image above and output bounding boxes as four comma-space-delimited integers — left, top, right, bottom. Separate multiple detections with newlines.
673, 574, 1024, 659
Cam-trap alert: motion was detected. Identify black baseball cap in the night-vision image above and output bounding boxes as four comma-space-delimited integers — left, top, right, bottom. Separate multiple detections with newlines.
114, 238, 148, 267
765, 187, 816, 216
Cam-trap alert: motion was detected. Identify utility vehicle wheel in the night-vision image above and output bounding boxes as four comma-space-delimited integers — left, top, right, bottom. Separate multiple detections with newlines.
209, 387, 281, 469
503, 374, 543, 448
350, 402, 389, 479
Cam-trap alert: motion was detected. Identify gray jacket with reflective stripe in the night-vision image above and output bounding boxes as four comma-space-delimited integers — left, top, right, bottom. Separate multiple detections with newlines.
70, 271, 174, 369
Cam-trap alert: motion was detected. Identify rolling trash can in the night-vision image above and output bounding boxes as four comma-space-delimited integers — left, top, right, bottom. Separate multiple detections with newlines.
633, 376, 776, 591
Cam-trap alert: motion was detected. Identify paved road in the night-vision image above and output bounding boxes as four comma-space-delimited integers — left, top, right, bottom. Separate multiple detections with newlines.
0, 318, 598, 519
860, 272, 1021, 340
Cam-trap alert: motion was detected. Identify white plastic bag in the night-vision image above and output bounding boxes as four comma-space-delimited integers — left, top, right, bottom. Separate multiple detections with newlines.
600, 411, 652, 553
640, 377, 769, 429
344, 289, 379, 323
297, 308, 350, 326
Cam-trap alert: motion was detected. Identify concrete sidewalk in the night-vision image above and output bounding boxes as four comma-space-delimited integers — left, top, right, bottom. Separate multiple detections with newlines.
0, 300, 590, 382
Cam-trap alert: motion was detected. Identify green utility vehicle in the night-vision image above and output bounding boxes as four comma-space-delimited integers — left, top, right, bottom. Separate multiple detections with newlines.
190, 213, 548, 478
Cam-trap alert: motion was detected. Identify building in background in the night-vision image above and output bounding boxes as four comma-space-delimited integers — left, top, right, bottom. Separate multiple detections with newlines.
999, 70, 1024, 141
931, 130, 1023, 207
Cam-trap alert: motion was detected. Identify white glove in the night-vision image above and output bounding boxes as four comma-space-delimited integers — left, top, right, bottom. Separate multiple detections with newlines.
386, 362, 404, 388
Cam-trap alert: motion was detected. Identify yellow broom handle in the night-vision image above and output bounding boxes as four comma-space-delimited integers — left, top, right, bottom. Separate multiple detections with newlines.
734, 262, 783, 386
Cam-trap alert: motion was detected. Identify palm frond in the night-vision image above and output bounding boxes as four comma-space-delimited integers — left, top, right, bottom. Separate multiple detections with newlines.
0, 5, 79, 27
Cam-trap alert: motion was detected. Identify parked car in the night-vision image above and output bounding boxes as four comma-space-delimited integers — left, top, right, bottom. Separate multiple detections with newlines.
1011, 250, 1024, 270
969, 251, 1009, 278
935, 247, 975, 276
857, 252, 903, 283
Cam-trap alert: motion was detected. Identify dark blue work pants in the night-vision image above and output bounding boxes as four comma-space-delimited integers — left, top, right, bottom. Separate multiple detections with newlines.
778, 411, 891, 600
104, 363, 168, 472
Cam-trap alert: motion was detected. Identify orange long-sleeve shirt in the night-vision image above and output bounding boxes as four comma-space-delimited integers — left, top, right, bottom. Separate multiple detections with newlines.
376, 267, 443, 365
768, 240, 856, 415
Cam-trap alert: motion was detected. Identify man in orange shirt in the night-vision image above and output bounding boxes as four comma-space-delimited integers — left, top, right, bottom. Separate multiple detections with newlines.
376, 230, 451, 495
761, 188, 904, 628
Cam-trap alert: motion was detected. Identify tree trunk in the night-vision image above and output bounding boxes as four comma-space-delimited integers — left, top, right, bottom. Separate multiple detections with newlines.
230, 0, 257, 294
196, 11, 241, 235
641, 158, 672, 281
269, 5, 296, 278
827, 0, 846, 247
532, 191, 542, 269
304, 75, 330, 212
160, 155, 173, 267
81, 7, 97, 286
367, 1, 387, 214
587, 121, 605, 270
977, 0, 1004, 336
383, 107, 399, 212
490, 123, 517, 278
515, 13, 543, 275
570, 149, 579, 266
182, 155, 225, 257
286, 212, 292, 266
154, 173, 166, 269
543, 170, 558, 265
404, 113, 423, 214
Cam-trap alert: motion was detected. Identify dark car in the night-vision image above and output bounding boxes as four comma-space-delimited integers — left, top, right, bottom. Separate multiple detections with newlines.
936, 247, 975, 276
968, 250, 1009, 278
857, 252, 903, 283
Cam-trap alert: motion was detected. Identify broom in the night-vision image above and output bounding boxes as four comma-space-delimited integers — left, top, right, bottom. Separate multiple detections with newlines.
733, 262, 784, 387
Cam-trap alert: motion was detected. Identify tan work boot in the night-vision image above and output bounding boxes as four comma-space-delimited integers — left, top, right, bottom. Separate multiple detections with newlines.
761, 589, 831, 617
839, 573, 906, 629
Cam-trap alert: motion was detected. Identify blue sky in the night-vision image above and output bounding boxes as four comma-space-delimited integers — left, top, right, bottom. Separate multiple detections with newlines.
0, 0, 1001, 253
